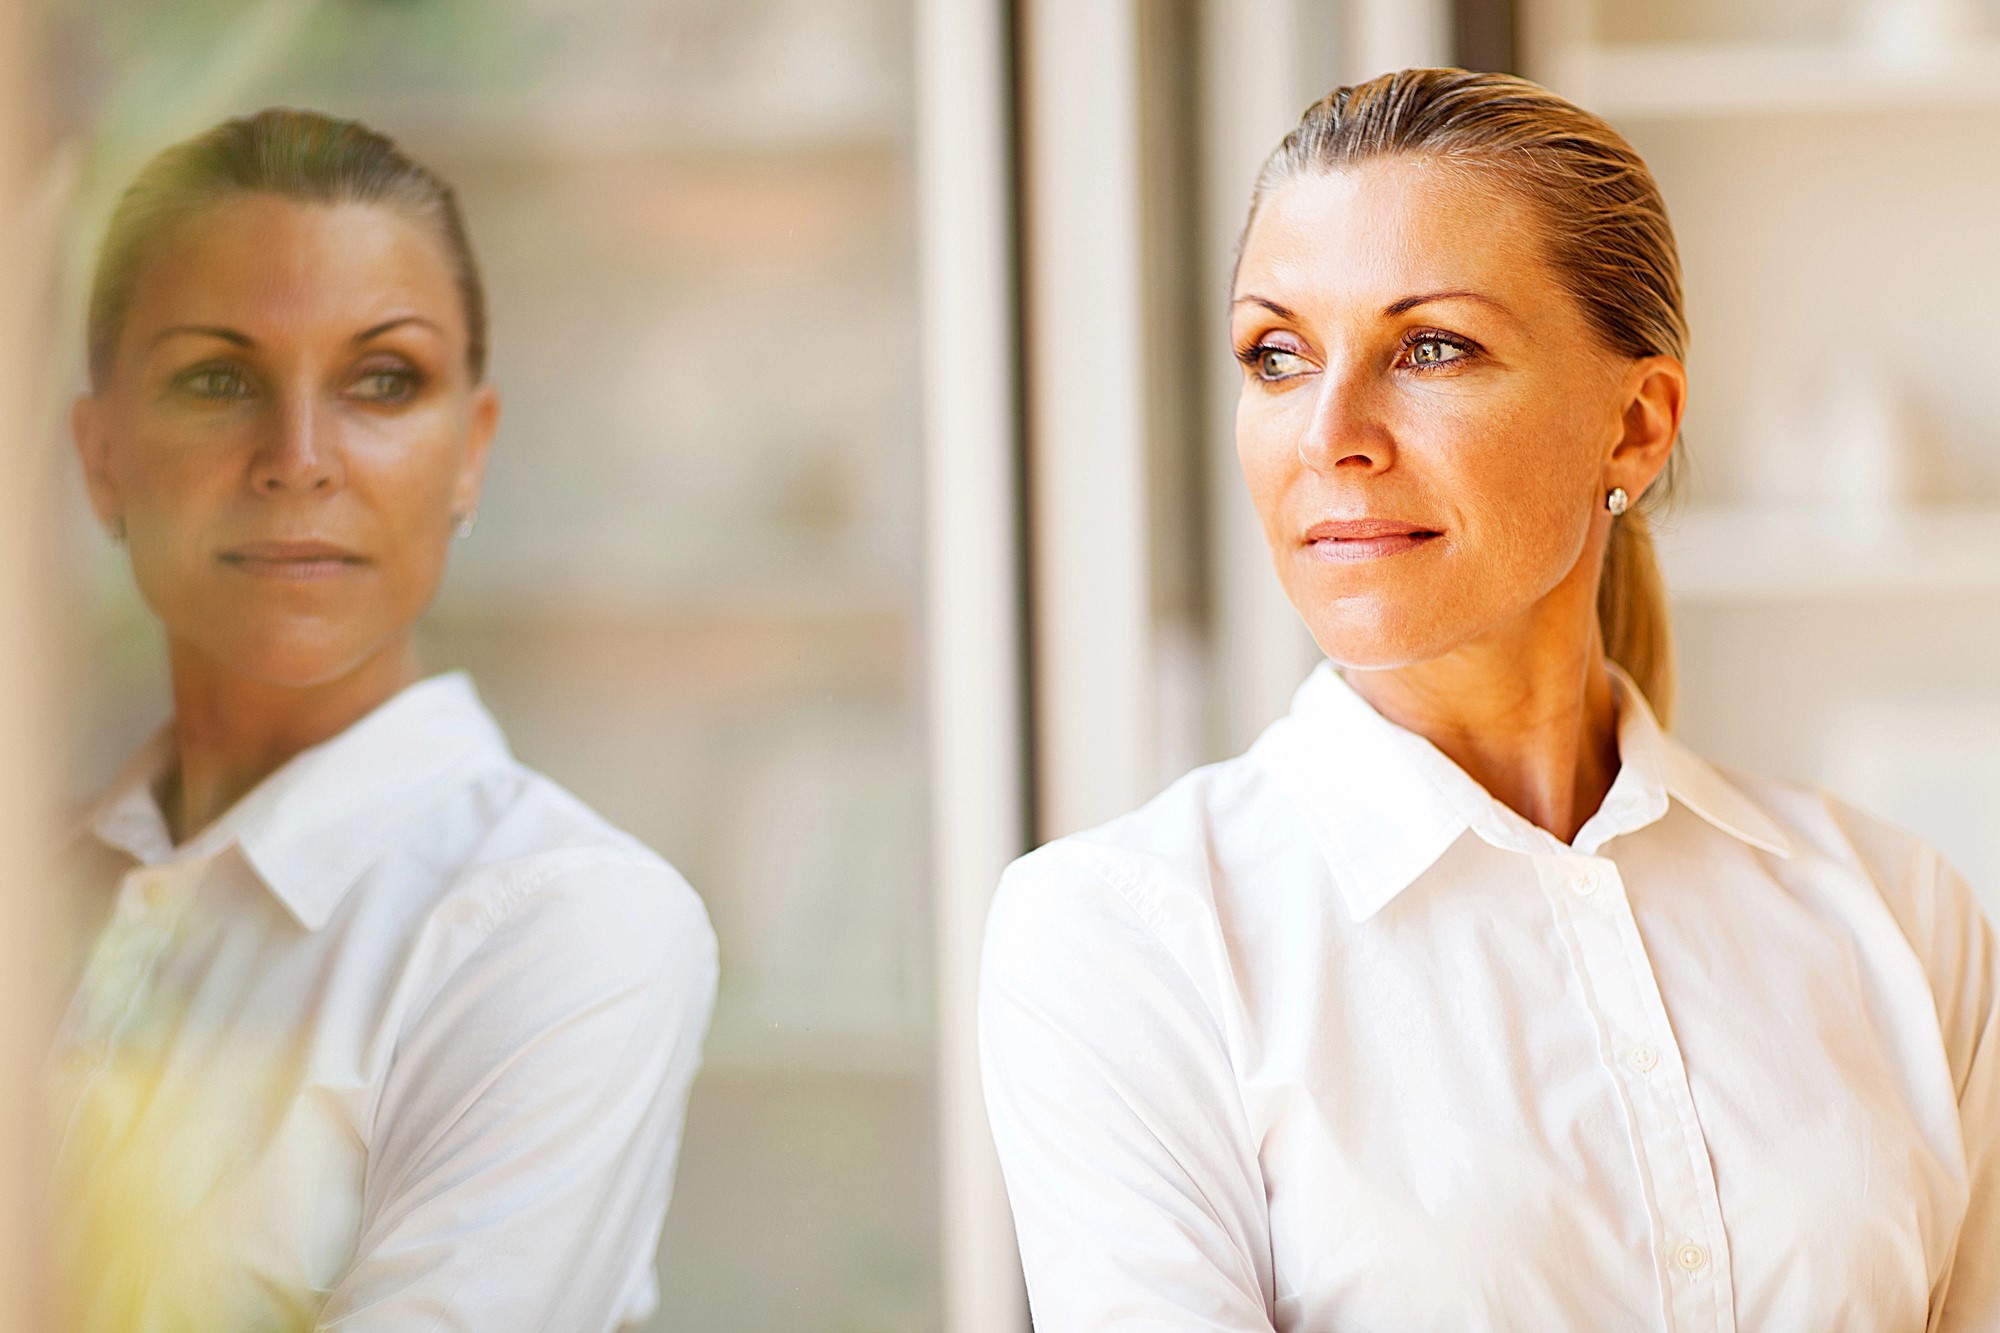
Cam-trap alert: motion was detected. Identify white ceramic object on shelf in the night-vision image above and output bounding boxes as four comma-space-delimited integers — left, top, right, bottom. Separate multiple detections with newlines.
1853, 0, 1986, 69
1737, 357, 1953, 524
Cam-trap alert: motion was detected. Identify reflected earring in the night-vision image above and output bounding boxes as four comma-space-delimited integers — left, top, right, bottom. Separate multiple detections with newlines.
1605, 487, 1630, 517
452, 510, 477, 541
108, 517, 125, 543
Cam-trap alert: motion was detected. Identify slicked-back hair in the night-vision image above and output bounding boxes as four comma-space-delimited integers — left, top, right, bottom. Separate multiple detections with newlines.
86, 108, 487, 387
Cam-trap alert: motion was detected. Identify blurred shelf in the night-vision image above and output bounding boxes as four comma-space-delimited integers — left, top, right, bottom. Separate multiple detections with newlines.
355, 93, 904, 161
1656, 506, 2000, 601
418, 593, 912, 703
702, 1018, 929, 1079
428, 584, 910, 625
1552, 40, 2000, 118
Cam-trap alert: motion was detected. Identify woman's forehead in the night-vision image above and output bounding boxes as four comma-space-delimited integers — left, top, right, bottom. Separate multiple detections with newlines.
121, 195, 463, 345
1236, 160, 1554, 317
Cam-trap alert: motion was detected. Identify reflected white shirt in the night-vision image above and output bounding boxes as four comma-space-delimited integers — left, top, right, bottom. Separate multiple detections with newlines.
54, 673, 717, 1333
981, 664, 2000, 1332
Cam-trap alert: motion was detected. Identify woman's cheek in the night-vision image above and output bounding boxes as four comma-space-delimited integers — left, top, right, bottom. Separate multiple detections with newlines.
1485, 455, 1596, 590
1236, 405, 1299, 538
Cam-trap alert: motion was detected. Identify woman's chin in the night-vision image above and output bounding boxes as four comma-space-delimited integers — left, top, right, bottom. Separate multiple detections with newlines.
179, 625, 398, 693
1299, 604, 1488, 673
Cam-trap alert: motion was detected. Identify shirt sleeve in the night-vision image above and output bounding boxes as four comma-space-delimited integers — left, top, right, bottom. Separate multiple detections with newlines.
1926, 851, 2000, 1331
317, 855, 718, 1333
979, 848, 1277, 1333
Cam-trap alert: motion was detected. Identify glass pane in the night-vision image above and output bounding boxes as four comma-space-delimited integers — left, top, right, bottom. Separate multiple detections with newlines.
47, 1, 938, 1328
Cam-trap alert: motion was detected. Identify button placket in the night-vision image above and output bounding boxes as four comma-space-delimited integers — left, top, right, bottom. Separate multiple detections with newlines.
1542, 854, 1737, 1331
53, 857, 212, 1164
73, 867, 191, 1052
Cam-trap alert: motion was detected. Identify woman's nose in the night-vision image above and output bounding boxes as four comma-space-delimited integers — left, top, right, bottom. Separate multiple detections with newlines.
1297, 363, 1395, 474
248, 386, 343, 495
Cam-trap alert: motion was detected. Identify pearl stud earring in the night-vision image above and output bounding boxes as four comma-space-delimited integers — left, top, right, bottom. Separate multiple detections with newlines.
1605, 487, 1630, 517
452, 510, 478, 540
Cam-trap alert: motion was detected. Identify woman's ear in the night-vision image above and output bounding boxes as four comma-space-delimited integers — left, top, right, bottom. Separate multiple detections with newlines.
451, 381, 500, 518
1610, 354, 1686, 500
71, 393, 124, 533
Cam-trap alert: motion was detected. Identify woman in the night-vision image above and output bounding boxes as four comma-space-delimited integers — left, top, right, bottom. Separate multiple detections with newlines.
980, 70, 1997, 1332
58, 110, 716, 1331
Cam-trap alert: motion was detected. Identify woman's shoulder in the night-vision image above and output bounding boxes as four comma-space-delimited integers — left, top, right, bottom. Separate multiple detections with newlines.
991, 750, 1299, 961
1710, 762, 1992, 958
1720, 764, 1997, 1096
376, 764, 717, 1139
1017, 747, 1276, 867
1719, 763, 1968, 889
394, 760, 714, 988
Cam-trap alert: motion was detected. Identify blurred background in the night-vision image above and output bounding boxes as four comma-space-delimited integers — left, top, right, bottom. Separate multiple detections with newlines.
2, 0, 1997, 1329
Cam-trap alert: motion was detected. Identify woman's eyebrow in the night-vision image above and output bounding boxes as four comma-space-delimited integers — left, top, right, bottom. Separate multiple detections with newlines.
1384, 289, 1513, 318
352, 315, 444, 344
1230, 294, 1299, 320
1232, 291, 1516, 322
150, 324, 252, 348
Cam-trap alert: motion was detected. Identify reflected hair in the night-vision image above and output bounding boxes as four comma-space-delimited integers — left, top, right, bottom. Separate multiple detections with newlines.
86, 107, 487, 387
1245, 68, 1682, 721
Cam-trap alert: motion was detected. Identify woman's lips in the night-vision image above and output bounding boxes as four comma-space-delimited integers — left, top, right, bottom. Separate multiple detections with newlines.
1301, 518, 1442, 562
217, 540, 367, 581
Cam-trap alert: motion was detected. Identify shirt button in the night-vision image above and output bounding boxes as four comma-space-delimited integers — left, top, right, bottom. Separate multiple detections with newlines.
1570, 867, 1600, 896
141, 874, 174, 909
1675, 1242, 1708, 1273
1627, 1045, 1659, 1073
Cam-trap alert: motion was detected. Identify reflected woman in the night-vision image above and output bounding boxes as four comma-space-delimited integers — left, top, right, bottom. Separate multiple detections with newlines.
60, 110, 715, 1331
981, 71, 1998, 1330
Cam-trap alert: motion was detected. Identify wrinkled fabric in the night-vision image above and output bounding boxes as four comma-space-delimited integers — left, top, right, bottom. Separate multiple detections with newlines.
55, 673, 717, 1333
982, 663, 1999, 1333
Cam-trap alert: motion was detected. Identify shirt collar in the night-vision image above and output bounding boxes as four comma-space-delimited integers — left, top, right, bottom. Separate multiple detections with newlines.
84, 672, 513, 931
1251, 661, 1793, 923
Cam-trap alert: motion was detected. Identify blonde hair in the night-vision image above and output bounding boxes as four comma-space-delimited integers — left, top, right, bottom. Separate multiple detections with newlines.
1245, 68, 1682, 722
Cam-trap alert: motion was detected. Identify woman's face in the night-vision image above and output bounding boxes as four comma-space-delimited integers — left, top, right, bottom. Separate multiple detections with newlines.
1230, 158, 1680, 670
74, 194, 497, 689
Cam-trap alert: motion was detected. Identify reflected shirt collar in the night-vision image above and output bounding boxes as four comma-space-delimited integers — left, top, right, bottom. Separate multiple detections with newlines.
1251, 661, 1794, 923
84, 672, 513, 930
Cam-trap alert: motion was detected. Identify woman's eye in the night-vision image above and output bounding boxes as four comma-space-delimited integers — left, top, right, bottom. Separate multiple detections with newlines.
1407, 337, 1469, 369
1253, 346, 1311, 381
173, 366, 253, 400
350, 369, 419, 404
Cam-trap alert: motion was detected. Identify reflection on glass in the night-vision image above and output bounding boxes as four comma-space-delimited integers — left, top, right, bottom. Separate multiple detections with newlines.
50, 2, 935, 1328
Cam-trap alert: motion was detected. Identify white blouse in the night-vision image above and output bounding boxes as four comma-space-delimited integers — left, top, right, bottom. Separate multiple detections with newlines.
53, 673, 717, 1333
981, 664, 2000, 1333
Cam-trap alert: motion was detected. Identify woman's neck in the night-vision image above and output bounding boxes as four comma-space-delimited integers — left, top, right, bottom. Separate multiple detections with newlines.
159, 637, 424, 845
1342, 581, 1621, 846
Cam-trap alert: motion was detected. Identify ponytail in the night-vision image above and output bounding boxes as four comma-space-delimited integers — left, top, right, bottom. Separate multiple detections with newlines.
1599, 507, 1674, 725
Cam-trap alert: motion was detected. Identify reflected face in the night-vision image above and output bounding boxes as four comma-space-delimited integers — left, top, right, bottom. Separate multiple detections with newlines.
1231, 159, 1637, 669
75, 196, 496, 688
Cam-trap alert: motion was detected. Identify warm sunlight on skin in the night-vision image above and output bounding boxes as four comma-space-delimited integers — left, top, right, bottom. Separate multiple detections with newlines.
1231, 158, 1685, 838
70, 196, 498, 840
